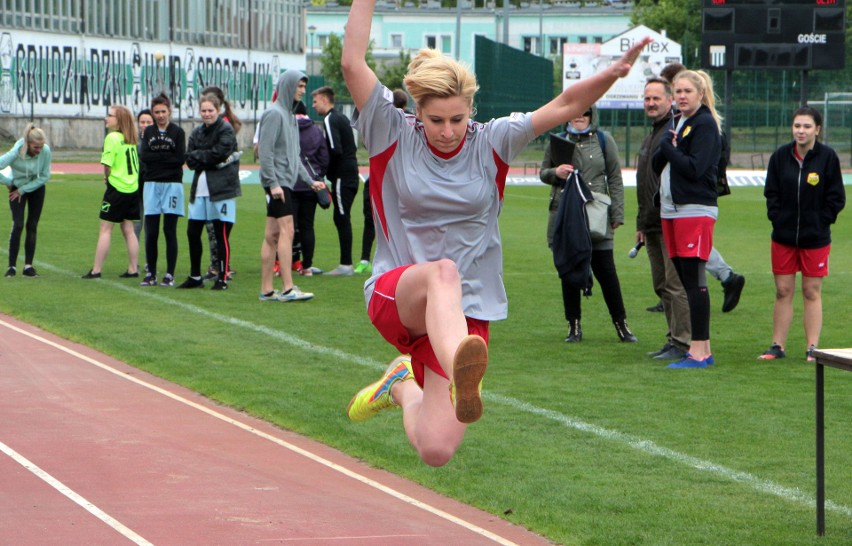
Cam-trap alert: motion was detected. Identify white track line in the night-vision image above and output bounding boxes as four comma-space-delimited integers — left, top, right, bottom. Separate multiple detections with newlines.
8, 257, 852, 522
0, 317, 519, 546
0, 439, 153, 545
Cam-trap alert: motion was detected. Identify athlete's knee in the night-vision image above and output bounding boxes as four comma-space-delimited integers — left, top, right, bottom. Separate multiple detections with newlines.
430, 259, 461, 287
418, 443, 458, 468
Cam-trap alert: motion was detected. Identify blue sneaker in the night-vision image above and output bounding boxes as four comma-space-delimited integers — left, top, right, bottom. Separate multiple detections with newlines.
667, 354, 713, 369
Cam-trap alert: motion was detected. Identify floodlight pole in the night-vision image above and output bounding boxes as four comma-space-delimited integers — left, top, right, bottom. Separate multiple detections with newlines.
800, 70, 809, 107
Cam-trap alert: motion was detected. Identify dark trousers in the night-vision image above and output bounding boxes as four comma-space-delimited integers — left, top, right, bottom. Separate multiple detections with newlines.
291, 190, 319, 269
188, 219, 232, 281
672, 257, 711, 341
561, 249, 627, 323
144, 214, 179, 276
8, 185, 45, 267
360, 178, 375, 262
330, 173, 359, 266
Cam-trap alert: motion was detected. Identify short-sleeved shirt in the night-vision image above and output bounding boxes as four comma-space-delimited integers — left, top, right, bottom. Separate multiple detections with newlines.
353, 82, 535, 321
101, 132, 139, 194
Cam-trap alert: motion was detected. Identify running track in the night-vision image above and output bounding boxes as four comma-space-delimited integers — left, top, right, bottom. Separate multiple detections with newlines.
0, 313, 552, 545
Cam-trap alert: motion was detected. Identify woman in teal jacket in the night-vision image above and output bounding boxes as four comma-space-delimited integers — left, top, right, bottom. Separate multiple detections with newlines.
0, 124, 51, 278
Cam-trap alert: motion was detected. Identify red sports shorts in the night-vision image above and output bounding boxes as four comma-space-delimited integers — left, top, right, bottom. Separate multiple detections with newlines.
771, 241, 830, 277
368, 264, 490, 388
662, 216, 715, 261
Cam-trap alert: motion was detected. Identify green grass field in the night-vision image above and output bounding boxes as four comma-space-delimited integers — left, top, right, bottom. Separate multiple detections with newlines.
2, 175, 852, 545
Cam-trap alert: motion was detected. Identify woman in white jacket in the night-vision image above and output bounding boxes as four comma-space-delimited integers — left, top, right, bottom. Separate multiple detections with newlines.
0, 124, 51, 278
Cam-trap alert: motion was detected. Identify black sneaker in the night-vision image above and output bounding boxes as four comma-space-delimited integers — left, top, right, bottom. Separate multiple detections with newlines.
564, 319, 582, 343
722, 273, 746, 313
758, 343, 786, 360
81, 270, 101, 279
806, 345, 817, 362
653, 345, 688, 361
140, 273, 158, 286
22, 266, 38, 277
176, 276, 204, 289
646, 301, 664, 312
614, 319, 638, 343
211, 279, 228, 291
4, 266, 16, 277
119, 271, 140, 278
202, 267, 218, 281
647, 343, 672, 357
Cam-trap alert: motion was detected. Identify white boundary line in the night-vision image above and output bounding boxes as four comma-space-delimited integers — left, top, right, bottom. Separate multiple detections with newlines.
0, 439, 153, 545
0, 317, 519, 546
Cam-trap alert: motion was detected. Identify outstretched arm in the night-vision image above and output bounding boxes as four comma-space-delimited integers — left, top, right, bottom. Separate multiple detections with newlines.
342, 0, 380, 111
530, 37, 652, 136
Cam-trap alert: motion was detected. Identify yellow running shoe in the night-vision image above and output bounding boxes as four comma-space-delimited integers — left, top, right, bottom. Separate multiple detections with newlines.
347, 356, 413, 422
451, 335, 488, 424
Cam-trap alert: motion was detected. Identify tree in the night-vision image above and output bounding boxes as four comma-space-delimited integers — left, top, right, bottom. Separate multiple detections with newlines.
380, 50, 413, 92
320, 33, 376, 102
631, 0, 702, 67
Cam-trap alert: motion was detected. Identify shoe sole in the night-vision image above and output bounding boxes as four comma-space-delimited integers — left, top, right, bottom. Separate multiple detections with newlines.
452, 335, 488, 424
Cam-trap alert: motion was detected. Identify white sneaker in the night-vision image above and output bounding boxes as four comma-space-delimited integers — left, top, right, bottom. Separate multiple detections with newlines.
278, 286, 314, 302
326, 264, 354, 277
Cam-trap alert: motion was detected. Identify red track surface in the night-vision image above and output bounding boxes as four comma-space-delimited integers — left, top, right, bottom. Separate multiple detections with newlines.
0, 314, 552, 546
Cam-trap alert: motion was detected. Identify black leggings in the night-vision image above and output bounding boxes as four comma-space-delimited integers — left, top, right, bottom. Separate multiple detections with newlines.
8, 185, 45, 267
360, 178, 375, 262
144, 214, 179, 276
672, 257, 710, 341
561, 249, 627, 323
330, 175, 359, 266
291, 190, 319, 268
188, 219, 232, 280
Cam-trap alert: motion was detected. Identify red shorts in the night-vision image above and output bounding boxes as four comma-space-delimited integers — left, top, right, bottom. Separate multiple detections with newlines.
368, 265, 490, 388
661, 216, 715, 261
771, 241, 830, 277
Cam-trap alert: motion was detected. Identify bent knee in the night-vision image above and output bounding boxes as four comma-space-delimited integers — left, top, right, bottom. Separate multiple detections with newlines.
432, 259, 461, 285
418, 444, 458, 468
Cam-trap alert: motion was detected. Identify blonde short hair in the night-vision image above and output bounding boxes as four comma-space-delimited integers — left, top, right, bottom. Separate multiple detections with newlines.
403, 49, 479, 110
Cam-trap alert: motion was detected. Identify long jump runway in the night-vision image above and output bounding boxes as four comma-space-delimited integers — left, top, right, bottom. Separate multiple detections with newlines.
0, 314, 551, 545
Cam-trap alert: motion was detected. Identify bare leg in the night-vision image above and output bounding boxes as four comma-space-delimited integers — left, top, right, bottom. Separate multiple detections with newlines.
276, 215, 296, 292
260, 217, 280, 294
801, 275, 823, 350
119, 220, 139, 274
92, 221, 115, 274
771, 274, 796, 350
391, 259, 471, 467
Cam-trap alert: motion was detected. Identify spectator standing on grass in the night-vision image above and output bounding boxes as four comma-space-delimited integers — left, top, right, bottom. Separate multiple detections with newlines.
177, 93, 241, 291
82, 105, 140, 280
660, 62, 746, 314
257, 71, 320, 302
200, 85, 241, 282
635, 77, 691, 362
540, 105, 636, 344
139, 93, 186, 288
291, 100, 330, 278
341, 0, 650, 466
0, 124, 51, 278
651, 69, 722, 369
311, 86, 359, 277
759, 106, 845, 362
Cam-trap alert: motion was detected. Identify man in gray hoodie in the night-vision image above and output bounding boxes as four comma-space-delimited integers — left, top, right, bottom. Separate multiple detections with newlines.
257, 70, 323, 302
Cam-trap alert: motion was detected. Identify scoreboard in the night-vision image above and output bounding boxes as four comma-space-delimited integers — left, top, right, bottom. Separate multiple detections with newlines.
700, 0, 846, 70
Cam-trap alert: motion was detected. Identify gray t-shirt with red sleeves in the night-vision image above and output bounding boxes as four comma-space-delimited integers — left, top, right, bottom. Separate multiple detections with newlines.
353, 82, 535, 321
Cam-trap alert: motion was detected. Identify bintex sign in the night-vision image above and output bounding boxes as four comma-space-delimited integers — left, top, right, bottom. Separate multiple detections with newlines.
562, 25, 682, 110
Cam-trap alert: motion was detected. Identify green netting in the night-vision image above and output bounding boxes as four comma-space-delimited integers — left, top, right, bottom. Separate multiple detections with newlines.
473, 35, 553, 123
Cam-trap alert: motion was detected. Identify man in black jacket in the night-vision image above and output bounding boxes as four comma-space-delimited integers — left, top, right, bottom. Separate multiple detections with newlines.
636, 77, 690, 361
312, 86, 360, 276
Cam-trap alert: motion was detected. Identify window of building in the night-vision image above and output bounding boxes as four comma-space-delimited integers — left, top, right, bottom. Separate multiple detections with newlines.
549, 37, 567, 55
390, 33, 403, 48
425, 34, 437, 49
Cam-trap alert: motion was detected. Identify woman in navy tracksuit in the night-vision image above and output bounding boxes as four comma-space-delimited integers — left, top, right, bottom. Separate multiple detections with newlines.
760, 106, 845, 362
652, 69, 722, 369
